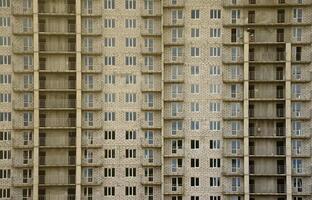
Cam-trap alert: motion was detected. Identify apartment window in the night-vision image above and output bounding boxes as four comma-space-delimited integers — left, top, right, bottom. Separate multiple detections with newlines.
231, 47, 240, 61
125, 0, 136, 9
104, 130, 115, 140
231, 84, 240, 98
125, 93, 136, 103
231, 121, 241, 135
191, 158, 199, 168
231, 103, 241, 117
292, 159, 302, 173
104, 37, 115, 47
104, 187, 115, 196
0, 188, 10, 198
0, 56, 11, 65
191, 102, 199, 112
191, 10, 200, 19
191, 196, 199, 200
125, 149, 136, 158
0, 131, 10, 141
104, 112, 115, 121
191, 177, 199, 187
293, 8, 303, 23
190, 47, 200, 57
191, 28, 199, 38
248, 11, 255, 23
292, 65, 301, 80
171, 121, 182, 134
292, 140, 302, 155
191, 84, 199, 94
231, 10, 240, 24
0, 169, 10, 179
191, 121, 199, 130
191, 140, 199, 149
125, 168, 136, 177
125, 112, 137, 121
293, 27, 302, 41
104, 93, 116, 103
292, 84, 301, 98
232, 177, 241, 191
125, 186, 136, 196
125, 37, 136, 47
125, 56, 136, 66
125, 74, 136, 84
171, 47, 182, 60
232, 158, 240, 172
210, 47, 221, 57
104, 19, 115, 28
0, 150, 10, 160
292, 121, 302, 136
23, 55, 33, 69
0, 17, 10, 27
172, 28, 183, 42
171, 10, 183, 24
84, 112, 93, 126
293, 178, 303, 192
210, 159, 221, 168
125, 130, 136, 140
190, 66, 199, 75
104, 56, 115, 65
125, 19, 136, 28
0, 93, 10, 103
0, 36, 10, 46
210, 102, 221, 112
209, 121, 221, 131
104, 0, 115, 9
231, 140, 240, 154
104, 149, 116, 158
0, 112, 11, 122
210, 65, 221, 75
277, 9, 285, 23
145, 112, 154, 126
249, 0, 256, 4
209, 84, 221, 94
104, 75, 116, 84
210, 196, 221, 200
210, 140, 220, 149
210, 177, 220, 187
210, 28, 221, 38
210, 9, 221, 19
0, 0, 10, 8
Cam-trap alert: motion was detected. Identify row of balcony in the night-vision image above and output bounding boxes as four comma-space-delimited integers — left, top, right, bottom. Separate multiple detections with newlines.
223, 0, 312, 7
13, 81, 101, 91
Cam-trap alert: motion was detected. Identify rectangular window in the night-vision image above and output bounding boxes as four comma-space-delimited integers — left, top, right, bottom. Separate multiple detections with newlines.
0, 36, 10, 46
104, 56, 115, 66
210, 9, 221, 19
104, 37, 115, 47
210, 177, 220, 187
191, 28, 199, 38
0, 0, 10, 8
191, 10, 200, 19
210, 28, 221, 38
209, 121, 221, 131
104, 19, 115, 28
104, 130, 115, 140
125, 19, 136, 28
0, 56, 11, 65
104, 112, 115, 121
104, 0, 115, 9
0, 131, 11, 141
0, 17, 10, 27
210, 47, 221, 57
191, 47, 200, 57
125, 0, 136, 9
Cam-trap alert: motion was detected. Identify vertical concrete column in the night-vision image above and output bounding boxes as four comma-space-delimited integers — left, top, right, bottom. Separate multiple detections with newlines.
160, 1, 164, 199
76, 0, 82, 199
243, 30, 250, 200
32, 1, 39, 199
285, 43, 292, 200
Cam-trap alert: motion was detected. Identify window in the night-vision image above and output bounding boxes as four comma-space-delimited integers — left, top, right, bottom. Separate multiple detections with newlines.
171, 47, 183, 61
191, 121, 199, 130
0, 131, 10, 141
210, 47, 221, 57
210, 65, 221, 75
191, 28, 199, 38
232, 177, 241, 191
104, 75, 116, 84
172, 28, 183, 42
104, 56, 115, 66
191, 66, 199, 75
231, 159, 240, 172
231, 47, 240, 61
0, 112, 11, 122
209, 84, 221, 94
125, 130, 137, 140
191, 84, 199, 94
125, 186, 136, 196
292, 84, 301, 98
0, 93, 10, 103
104, 130, 115, 140
191, 102, 199, 112
209, 102, 221, 112
0, 17, 10, 27
0, 36, 10, 46
104, 187, 115, 196
104, 149, 116, 158
191, 196, 199, 200
293, 27, 302, 41
191, 140, 199, 149
248, 11, 255, 23
104, 37, 115, 47
210, 140, 220, 149
104, 93, 116, 103
231, 10, 240, 24
104, 112, 115, 121
191, 158, 199, 168
125, 93, 136, 103
191, 47, 200, 57
125, 149, 136, 158
0, 188, 10, 198
125, 0, 136, 9
125, 112, 137, 121
104, 0, 115, 9
0, 169, 10, 179
190, 177, 199, 187
171, 10, 183, 24
292, 159, 302, 173
191, 10, 200, 19
0, 0, 10, 8
210, 177, 220, 187
231, 140, 240, 154
292, 121, 302, 136
210, 196, 221, 200
125, 37, 136, 47
125, 168, 136, 177
231, 121, 240, 135
293, 178, 303, 192
210, 28, 221, 38
125, 19, 136, 28
125, 56, 136, 66
210, 9, 221, 19
210, 159, 221, 168
125, 74, 136, 84
104, 18, 115, 28
293, 8, 303, 23
209, 121, 221, 131
0, 56, 11, 65
0, 150, 11, 159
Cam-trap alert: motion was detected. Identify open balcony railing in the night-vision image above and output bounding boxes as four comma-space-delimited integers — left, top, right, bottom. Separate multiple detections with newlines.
39, 194, 75, 200
39, 99, 76, 109
249, 52, 286, 62
39, 43, 76, 52
39, 24, 76, 33
39, 137, 76, 147
249, 146, 285, 156
39, 118, 76, 127
39, 156, 76, 166
39, 80, 76, 90
39, 174, 75, 185
38, 4, 75, 14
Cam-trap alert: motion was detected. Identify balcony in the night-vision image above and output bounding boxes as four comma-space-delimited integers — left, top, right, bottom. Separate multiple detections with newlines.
141, 44, 162, 55
39, 99, 76, 109
82, 176, 102, 185
163, 18, 185, 27
249, 52, 286, 63
13, 100, 34, 110
82, 44, 102, 55
38, 194, 76, 200
163, 0, 185, 7
81, 6, 102, 16
39, 156, 76, 167
142, 156, 161, 167
39, 23, 76, 34
164, 184, 184, 195
39, 118, 76, 128
39, 43, 76, 53
39, 174, 75, 185
12, 176, 33, 186
12, 5, 32, 15
38, 4, 75, 15
39, 80, 76, 91
248, 127, 285, 138
141, 3, 162, 17
39, 136, 76, 148
249, 146, 285, 157
250, 184, 286, 194
141, 174, 162, 185
141, 138, 162, 148
249, 165, 286, 175
222, 0, 312, 7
